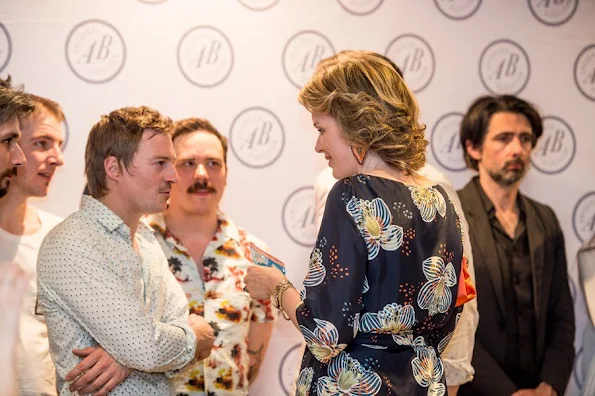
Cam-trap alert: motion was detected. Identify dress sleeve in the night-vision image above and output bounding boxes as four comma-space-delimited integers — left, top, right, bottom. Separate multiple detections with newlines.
295, 180, 367, 364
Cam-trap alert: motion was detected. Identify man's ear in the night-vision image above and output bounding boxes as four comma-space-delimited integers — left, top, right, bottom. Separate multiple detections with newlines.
104, 156, 122, 182
465, 139, 482, 162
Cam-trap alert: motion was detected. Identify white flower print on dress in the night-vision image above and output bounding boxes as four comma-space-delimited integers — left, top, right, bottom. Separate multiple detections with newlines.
417, 256, 457, 315
408, 186, 447, 222
296, 367, 314, 396
300, 319, 348, 364
360, 303, 415, 335
411, 337, 446, 396
316, 351, 382, 396
304, 248, 326, 288
346, 196, 403, 260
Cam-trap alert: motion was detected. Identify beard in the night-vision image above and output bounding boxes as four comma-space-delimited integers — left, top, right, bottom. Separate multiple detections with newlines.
0, 167, 17, 198
488, 159, 528, 187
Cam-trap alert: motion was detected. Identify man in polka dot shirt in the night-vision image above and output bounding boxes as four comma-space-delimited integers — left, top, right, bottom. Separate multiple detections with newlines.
37, 107, 215, 395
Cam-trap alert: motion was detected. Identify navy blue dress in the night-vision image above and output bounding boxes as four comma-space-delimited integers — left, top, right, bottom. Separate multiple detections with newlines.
295, 175, 464, 396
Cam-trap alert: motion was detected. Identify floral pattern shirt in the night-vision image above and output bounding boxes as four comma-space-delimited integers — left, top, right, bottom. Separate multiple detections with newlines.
295, 175, 465, 395
146, 212, 277, 396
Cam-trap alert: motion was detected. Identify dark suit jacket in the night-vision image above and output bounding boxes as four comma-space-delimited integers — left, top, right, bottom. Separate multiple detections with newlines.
458, 178, 575, 396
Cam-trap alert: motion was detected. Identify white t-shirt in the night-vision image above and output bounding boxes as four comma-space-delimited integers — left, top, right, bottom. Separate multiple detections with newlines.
0, 209, 62, 396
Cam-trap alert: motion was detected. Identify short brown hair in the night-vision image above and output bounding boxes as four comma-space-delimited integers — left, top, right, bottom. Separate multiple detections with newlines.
85, 106, 173, 198
173, 118, 228, 165
460, 95, 543, 170
0, 75, 35, 126
299, 52, 427, 174
24, 94, 65, 122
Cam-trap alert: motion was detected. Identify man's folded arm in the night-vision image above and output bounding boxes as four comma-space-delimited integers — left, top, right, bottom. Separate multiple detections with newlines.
38, 239, 197, 373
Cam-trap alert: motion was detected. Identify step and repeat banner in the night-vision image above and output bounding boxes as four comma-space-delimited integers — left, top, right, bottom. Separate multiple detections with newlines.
1, 0, 594, 394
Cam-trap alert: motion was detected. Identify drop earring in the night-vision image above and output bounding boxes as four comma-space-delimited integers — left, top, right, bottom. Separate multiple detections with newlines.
351, 146, 367, 165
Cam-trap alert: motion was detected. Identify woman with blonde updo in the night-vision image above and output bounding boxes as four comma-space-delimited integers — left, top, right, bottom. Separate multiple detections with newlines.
245, 51, 466, 395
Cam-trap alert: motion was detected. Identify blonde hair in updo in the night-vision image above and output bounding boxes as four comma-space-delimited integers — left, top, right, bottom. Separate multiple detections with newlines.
298, 51, 427, 174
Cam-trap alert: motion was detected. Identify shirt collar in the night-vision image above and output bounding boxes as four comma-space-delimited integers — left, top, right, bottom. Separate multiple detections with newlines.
81, 195, 126, 233
146, 210, 242, 249
473, 176, 526, 218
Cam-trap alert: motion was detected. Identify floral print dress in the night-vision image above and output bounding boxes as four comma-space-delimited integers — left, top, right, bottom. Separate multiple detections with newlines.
295, 175, 465, 396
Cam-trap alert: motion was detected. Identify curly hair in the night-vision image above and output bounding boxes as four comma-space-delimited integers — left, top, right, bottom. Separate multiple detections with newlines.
85, 106, 174, 198
0, 75, 35, 125
298, 51, 427, 174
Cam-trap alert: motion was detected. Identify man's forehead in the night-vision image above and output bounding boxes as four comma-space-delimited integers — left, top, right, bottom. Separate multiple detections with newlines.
175, 131, 224, 157
0, 118, 21, 138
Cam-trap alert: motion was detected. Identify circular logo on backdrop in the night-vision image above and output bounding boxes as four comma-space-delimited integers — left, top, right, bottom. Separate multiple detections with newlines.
282, 31, 335, 89
0, 22, 12, 74
177, 26, 233, 88
573, 192, 595, 243
282, 186, 317, 247
278, 343, 303, 394
229, 107, 285, 168
65, 20, 126, 84
336, 0, 384, 15
434, 0, 482, 20
574, 44, 595, 101
528, 0, 578, 26
385, 34, 435, 93
61, 118, 70, 152
531, 116, 576, 174
430, 112, 466, 172
479, 39, 530, 95
238, 0, 280, 10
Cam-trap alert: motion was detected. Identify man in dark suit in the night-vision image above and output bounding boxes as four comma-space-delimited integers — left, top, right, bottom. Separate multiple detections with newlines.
457, 95, 575, 396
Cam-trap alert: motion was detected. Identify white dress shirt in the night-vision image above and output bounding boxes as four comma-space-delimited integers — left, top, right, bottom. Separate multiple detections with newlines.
37, 196, 198, 395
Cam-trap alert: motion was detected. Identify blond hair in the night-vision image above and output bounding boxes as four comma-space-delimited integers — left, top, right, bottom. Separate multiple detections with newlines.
299, 51, 427, 173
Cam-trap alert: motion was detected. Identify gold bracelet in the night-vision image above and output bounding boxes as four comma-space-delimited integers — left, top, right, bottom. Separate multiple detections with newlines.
272, 279, 294, 320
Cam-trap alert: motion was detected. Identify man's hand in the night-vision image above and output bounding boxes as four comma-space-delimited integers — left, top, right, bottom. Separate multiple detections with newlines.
188, 314, 215, 361
66, 346, 132, 395
535, 382, 557, 396
512, 390, 536, 396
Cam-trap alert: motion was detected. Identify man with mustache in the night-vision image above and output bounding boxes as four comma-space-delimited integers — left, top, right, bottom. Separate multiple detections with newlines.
457, 96, 575, 396
145, 118, 276, 396
0, 93, 65, 396
37, 107, 215, 395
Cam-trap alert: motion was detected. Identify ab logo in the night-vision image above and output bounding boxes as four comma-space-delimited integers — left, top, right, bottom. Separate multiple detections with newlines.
531, 116, 575, 174
434, 0, 482, 20
479, 39, 530, 95
65, 20, 126, 84
573, 192, 595, 243
385, 34, 435, 93
178, 26, 234, 88
0, 22, 11, 74
528, 0, 578, 26
430, 113, 466, 172
282, 187, 317, 247
229, 107, 285, 168
283, 31, 335, 89
574, 44, 595, 102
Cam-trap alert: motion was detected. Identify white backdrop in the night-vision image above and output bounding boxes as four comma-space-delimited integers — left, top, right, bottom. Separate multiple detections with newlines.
1, 0, 595, 394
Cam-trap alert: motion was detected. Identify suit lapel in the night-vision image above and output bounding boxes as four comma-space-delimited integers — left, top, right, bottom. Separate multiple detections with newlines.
522, 195, 545, 322
462, 181, 506, 318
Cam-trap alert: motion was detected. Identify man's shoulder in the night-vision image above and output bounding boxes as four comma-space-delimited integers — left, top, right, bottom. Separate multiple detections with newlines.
236, 226, 268, 252
37, 209, 64, 231
520, 193, 559, 230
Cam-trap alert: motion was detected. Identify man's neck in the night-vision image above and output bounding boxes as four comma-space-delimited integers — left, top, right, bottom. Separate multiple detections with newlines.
0, 191, 40, 235
164, 206, 218, 240
478, 170, 520, 214
97, 194, 141, 240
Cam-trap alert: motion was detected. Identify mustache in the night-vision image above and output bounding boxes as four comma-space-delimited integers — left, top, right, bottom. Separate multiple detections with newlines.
504, 159, 525, 168
0, 166, 17, 180
187, 181, 216, 194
